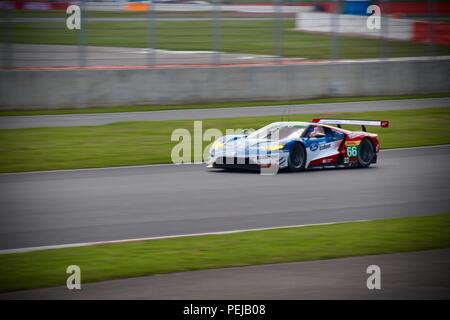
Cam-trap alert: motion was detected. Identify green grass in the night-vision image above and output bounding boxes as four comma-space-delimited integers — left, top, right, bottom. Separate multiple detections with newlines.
0, 213, 449, 293
0, 107, 449, 173
1, 93, 449, 116
9, 17, 450, 59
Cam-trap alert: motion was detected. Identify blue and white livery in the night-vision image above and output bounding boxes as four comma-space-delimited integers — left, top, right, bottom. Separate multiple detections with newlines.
207, 120, 388, 172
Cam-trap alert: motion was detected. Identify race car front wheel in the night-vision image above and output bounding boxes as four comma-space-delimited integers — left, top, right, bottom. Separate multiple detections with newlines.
288, 143, 306, 172
357, 138, 375, 168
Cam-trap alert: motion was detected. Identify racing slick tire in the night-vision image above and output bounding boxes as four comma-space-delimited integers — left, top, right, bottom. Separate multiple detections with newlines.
357, 138, 375, 168
287, 143, 306, 172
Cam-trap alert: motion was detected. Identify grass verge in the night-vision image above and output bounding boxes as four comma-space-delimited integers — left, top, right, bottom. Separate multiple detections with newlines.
0, 107, 449, 173
1, 93, 449, 116
0, 213, 449, 293
10, 18, 450, 59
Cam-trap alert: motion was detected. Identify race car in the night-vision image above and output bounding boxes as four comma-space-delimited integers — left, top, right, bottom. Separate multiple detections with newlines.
207, 118, 389, 172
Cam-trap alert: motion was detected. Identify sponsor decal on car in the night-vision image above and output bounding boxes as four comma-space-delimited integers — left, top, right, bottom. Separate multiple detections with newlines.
346, 146, 359, 157
346, 140, 361, 157
310, 142, 319, 151
319, 143, 331, 150
345, 140, 361, 146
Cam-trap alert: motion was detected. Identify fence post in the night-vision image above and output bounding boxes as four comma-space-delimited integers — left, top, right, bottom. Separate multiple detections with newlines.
330, 0, 341, 61
1, 3, 13, 69
273, 0, 283, 62
380, 0, 389, 59
329, 0, 342, 96
212, 0, 221, 65
78, 0, 87, 68
148, 0, 156, 66
427, 0, 437, 57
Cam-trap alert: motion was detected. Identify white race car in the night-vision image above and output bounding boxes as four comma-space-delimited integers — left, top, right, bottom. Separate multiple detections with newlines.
207, 118, 389, 172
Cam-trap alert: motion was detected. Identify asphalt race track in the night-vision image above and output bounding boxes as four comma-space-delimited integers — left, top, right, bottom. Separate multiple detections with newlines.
2, 249, 449, 299
0, 145, 449, 251
1, 98, 449, 129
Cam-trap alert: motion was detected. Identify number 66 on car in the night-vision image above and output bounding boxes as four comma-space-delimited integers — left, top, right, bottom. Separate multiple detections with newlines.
207, 118, 389, 172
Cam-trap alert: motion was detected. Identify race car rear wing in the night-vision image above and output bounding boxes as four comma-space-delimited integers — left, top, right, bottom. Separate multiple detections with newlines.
312, 118, 389, 132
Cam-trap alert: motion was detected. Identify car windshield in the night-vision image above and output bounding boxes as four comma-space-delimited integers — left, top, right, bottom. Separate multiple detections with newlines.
247, 123, 308, 141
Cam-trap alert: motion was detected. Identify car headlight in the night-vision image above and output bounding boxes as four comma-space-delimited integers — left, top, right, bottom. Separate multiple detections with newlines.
264, 144, 284, 151
212, 141, 224, 149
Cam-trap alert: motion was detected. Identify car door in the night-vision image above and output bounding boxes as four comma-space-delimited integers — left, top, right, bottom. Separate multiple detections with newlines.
303, 125, 343, 166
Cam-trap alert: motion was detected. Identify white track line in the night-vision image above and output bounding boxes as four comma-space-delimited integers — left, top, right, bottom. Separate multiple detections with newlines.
380, 144, 450, 152
0, 144, 448, 176
0, 219, 370, 255
0, 162, 205, 176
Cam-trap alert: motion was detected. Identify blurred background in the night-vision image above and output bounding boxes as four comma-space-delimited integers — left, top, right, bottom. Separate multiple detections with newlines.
1, 0, 450, 68
1, 0, 449, 108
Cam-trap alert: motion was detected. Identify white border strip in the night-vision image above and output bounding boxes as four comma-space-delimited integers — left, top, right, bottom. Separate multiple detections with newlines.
0, 219, 369, 255
0, 144, 449, 176
380, 144, 450, 152
0, 162, 205, 176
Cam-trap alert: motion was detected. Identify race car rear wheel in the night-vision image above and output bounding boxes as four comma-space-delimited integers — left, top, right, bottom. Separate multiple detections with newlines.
288, 143, 306, 172
357, 138, 375, 168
